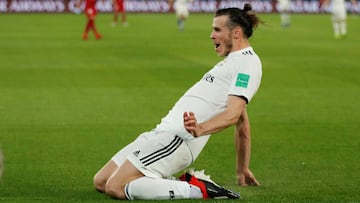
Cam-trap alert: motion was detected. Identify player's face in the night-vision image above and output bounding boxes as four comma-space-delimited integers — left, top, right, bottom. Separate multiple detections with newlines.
210, 15, 233, 57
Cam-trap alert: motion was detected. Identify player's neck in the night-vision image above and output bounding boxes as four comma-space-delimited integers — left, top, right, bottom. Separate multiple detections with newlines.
232, 41, 250, 52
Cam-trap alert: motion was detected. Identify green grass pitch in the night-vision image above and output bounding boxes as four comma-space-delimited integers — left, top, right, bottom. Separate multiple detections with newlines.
0, 12, 359, 202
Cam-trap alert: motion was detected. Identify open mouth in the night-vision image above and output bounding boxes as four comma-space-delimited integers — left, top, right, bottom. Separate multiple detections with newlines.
215, 44, 220, 48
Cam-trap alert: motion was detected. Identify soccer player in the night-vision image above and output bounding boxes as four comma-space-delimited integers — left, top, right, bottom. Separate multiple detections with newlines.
112, 0, 127, 27
169, 0, 193, 31
76, 0, 102, 40
278, 0, 291, 27
322, 0, 356, 38
94, 4, 262, 200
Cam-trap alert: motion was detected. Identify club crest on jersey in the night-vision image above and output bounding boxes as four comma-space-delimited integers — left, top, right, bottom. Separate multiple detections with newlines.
235, 73, 250, 88
202, 73, 215, 83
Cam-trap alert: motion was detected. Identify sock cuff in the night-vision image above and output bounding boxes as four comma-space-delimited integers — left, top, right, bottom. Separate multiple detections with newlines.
124, 183, 133, 200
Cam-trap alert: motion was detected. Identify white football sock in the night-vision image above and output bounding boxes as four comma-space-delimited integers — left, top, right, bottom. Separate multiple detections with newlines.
340, 21, 347, 35
281, 13, 290, 26
189, 185, 203, 198
125, 176, 202, 200
333, 22, 340, 36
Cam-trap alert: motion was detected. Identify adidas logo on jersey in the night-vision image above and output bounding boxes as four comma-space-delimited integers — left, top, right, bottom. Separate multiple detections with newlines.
242, 50, 253, 55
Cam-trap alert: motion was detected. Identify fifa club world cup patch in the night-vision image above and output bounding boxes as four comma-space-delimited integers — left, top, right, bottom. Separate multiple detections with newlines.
235, 73, 250, 88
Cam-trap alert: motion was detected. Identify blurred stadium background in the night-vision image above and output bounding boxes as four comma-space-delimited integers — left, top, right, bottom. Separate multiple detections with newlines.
1, 0, 359, 13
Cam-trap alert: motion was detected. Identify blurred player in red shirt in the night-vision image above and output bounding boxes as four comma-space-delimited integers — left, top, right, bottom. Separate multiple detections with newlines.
112, 0, 127, 26
77, 0, 102, 40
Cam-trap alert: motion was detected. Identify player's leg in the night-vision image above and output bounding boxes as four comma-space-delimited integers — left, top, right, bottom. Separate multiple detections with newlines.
93, 131, 152, 192
86, 9, 101, 39
121, 11, 127, 26
278, 2, 290, 27
125, 176, 201, 200
93, 160, 118, 192
339, 20, 347, 36
113, 11, 118, 25
124, 136, 211, 200
113, 3, 119, 26
105, 159, 144, 199
117, 0, 127, 26
332, 10, 347, 38
96, 132, 209, 200
176, 8, 187, 31
280, 12, 290, 27
83, 11, 91, 40
92, 15, 102, 39
105, 159, 202, 200
331, 14, 341, 38
83, 8, 96, 39
339, 12, 347, 37
115, 132, 196, 199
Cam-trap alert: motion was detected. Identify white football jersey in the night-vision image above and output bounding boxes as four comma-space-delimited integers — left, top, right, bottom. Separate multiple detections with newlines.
155, 47, 262, 139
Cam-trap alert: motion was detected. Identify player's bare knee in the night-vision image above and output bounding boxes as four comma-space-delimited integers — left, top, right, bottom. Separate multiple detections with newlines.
105, 182, 126, 199
93, 174, 106, 193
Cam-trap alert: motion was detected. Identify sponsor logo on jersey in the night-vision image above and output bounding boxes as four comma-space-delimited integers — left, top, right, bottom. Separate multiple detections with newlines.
235, 73, 250, 88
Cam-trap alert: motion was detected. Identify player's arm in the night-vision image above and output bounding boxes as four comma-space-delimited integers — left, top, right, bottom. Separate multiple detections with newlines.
235, 109, 260, 186
184, 95, 246, 137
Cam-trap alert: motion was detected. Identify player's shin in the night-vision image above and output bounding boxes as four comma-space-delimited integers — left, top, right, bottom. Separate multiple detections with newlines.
124, 176, 198, 200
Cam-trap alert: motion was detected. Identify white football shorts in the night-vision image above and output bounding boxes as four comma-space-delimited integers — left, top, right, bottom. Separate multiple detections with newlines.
176, 6, 189, 18
111, 130, 209, 179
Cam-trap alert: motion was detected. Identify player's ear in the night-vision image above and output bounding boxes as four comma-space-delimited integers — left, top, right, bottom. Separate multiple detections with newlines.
232, 26, 243, 39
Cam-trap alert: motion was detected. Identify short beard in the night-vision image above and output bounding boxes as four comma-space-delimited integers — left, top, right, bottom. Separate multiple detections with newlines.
224, 35, 233, 56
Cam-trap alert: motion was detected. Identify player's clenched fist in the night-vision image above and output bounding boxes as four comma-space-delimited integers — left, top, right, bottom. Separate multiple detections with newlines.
183, 112, 200, 137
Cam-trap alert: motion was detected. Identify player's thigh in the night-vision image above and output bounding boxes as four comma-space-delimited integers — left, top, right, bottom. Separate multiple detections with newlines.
111, 131, 154, 167
95, 132, 153, 190
127, 132, 193, 178
185, 135, 209, 161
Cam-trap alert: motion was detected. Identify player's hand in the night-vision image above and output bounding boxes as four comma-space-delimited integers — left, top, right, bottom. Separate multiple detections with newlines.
237, 168, 260, 186
183, 112, 200, 137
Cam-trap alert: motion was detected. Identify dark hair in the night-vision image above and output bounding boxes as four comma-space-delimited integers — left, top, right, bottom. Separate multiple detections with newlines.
215, 4, 260, 38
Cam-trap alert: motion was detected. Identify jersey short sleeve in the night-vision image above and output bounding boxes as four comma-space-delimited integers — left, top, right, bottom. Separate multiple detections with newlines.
227, 48, 262, 103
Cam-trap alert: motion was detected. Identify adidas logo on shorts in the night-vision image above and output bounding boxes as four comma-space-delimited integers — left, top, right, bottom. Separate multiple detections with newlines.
133, 150, 140, 157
